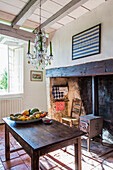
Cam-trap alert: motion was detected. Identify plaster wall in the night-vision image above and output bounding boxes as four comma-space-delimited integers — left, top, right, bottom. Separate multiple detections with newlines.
46, 0, 113, 69
23, 43, 47, 111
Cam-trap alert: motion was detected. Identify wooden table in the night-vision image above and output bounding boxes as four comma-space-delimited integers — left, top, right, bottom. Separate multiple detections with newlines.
3, 118, 85, 170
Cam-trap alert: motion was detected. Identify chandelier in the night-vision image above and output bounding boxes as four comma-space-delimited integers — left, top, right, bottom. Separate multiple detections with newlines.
26, 0, 53, 69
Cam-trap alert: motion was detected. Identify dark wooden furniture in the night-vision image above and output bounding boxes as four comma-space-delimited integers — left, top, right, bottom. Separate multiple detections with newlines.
79, 114, 103, 151
61, 98, 82, 127
3, 117, 85, 170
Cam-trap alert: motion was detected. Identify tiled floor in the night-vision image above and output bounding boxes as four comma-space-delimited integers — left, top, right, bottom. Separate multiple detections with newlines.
0, 124, 113, 170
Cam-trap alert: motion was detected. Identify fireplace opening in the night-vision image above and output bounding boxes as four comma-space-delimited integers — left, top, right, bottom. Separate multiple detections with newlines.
98, 75, 113, 143
48, 74, 113, 144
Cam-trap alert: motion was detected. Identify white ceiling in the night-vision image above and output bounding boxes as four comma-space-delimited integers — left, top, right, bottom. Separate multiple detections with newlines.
83, 0, 105, 10
0, 0, 26, 9
0, 0, 106, 33
58, 15, 74, 25
69, 6, 88, 19
41, 0, 62, 14
50, 22, 63, 29
51, 0, 72, 6
0, 1, 21, 15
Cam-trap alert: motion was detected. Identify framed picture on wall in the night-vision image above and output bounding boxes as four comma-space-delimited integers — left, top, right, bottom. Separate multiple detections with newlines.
72, 24, 101, 60
30, 70, 43, 81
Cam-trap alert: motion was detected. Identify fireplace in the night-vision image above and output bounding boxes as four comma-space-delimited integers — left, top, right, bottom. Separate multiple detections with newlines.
48, 77, 92, 122
46, 59, 113, 143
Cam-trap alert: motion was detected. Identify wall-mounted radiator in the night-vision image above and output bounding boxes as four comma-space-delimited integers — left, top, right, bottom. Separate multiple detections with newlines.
0, 98, 23, 123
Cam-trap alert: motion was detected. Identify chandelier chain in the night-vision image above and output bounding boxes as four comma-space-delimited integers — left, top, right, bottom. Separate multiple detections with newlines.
39, 0, 41, 30
26, 0, 53, 69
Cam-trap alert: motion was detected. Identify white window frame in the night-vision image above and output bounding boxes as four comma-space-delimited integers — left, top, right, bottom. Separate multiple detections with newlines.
0, 45, 24, 99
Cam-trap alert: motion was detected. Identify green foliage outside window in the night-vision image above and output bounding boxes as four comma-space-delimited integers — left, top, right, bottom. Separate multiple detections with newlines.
0, 69, 8, 90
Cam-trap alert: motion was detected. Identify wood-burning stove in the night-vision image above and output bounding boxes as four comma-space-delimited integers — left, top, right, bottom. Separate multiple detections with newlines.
79, 114, 103, 151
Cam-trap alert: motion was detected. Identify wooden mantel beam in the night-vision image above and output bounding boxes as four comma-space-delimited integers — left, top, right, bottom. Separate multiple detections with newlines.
0, 23, 35, 42
46, 59, 113, 77
12, 0, 47, 28
34, 0, 88, 32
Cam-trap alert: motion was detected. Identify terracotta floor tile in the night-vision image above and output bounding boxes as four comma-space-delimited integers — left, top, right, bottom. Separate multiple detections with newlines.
0, 149, 5, 156
17, 149, 26, 156
0, 145, 5, 150
10, 138, 19, 145
0, 138, 5, 143
43, 156, 67, 170
0, 125, 5, 132
25, 163, 31, 170
0, 132, 5, 136
13, 144, 21, 149
62, 145, 74, 156
82, 161, 95, 170
49, 149, 74, 165
82, 139, 113, 158
40, 156, 57, 169
0, 142, 5, 150
0, 142, 13, 150
25, 164, 42, 170
0, 148, 15, 159
0, 133, 5, 141
0, 166, 5, 170
51, 167, 62, 170
20, 154, 30, 161
3, 157, 23, 169
0, 139, 5, 144
1, 152, 19, 162
0, 159, 4, 166
20, 154, 31, 167
102, 158, 113, 169
96, 163, 113, 170
9, 163, 29, 170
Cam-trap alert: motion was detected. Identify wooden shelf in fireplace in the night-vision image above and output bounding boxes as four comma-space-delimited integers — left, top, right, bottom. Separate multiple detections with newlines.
53, 99, 69, 102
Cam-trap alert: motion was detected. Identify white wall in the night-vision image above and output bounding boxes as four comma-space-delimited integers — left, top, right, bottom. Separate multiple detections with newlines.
23, 43, 47, 111
22, 0, 113, 112
46, 0, 113, 69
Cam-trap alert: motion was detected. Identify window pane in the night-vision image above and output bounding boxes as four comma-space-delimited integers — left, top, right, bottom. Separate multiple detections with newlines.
0, 44, 8, 93
0, 34, 24, 95
9, 47, 24, 93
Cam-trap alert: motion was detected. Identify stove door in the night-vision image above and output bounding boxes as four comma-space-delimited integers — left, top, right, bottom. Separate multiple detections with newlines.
80, 120, 89, 133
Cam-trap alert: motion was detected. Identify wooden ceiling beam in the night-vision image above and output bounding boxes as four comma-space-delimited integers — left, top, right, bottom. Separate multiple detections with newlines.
34, 0, 88, 32
12, 0, 47, 28
0, 23, 35, 42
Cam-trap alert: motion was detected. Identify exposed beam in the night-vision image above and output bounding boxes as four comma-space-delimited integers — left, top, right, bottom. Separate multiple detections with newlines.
0, 23, 35, 42
12, 0, 47, 28
46, 59, 113, 77
34, 0, 88, 32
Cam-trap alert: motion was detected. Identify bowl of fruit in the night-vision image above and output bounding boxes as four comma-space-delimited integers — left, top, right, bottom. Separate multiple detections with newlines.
10, 108, 48, 124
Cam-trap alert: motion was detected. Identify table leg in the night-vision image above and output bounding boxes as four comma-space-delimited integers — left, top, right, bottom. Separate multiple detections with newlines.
31, 151, 40, 170
74, 137, 81, 170
5, 124, 10, 160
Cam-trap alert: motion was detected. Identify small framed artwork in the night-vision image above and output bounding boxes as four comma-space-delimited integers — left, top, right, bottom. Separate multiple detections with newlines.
72, 24, 101, 60
30, 70, 43, 81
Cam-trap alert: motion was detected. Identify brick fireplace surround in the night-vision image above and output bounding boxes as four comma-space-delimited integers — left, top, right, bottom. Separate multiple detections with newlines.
46, 59, 113, 142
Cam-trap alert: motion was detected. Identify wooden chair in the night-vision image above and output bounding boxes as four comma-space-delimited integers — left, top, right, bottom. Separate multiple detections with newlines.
61, 98, 82, 127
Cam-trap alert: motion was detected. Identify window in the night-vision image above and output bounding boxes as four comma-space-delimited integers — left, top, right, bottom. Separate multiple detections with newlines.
0, 43, 24, 95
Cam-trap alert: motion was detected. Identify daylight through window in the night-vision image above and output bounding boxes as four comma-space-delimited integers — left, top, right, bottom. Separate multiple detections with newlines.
0, 42, 24, 95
